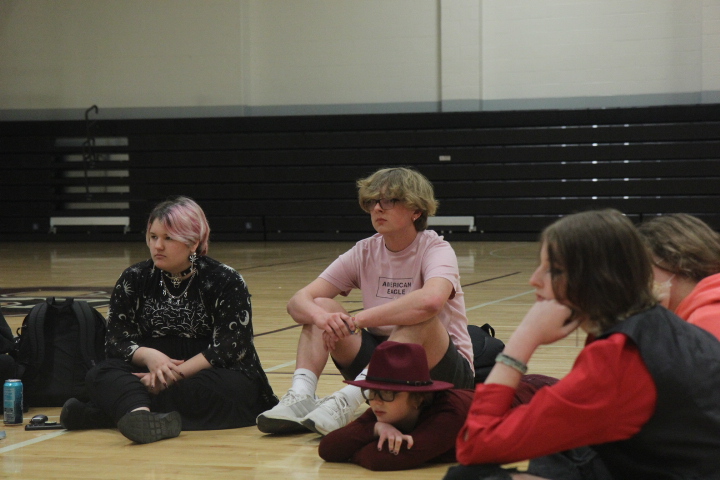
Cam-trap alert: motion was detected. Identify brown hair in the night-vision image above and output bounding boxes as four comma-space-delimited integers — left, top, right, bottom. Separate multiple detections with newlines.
357, 167, 438, 231
541, 209, 656, 334
638, 214, 720, 283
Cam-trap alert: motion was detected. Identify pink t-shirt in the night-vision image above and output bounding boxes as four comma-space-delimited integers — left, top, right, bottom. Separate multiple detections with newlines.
319, 230, 473, 367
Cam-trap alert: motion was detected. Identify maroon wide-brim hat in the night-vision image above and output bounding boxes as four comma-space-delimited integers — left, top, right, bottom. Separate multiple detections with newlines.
344, 341, 454, 393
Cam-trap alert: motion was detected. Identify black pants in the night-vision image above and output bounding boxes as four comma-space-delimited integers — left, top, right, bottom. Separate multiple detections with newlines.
335, 330, 475, 389
86, 358, 277, 431
443, 447, 614, 480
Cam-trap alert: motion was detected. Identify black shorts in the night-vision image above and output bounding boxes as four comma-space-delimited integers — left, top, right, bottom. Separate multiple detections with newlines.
333, 329, 474, 389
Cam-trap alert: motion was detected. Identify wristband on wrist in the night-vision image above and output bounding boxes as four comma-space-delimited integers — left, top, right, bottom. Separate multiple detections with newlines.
495, 353, 528, 374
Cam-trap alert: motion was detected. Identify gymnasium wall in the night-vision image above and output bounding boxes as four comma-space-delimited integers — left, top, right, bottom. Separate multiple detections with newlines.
1, 0, 719, 121
2, 1, 718, 242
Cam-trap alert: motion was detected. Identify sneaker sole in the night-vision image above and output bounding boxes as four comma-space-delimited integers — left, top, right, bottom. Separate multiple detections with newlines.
256, 414, 311, 434
117, 411, 182, 444
299, 417, 325, 436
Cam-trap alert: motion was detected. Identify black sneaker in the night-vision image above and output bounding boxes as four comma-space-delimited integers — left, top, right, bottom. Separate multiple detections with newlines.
60, 398, 115, 430
117, 410, 181, 444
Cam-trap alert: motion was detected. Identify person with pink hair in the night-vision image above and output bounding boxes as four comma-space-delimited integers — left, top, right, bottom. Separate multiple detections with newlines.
60, 196, 278, 444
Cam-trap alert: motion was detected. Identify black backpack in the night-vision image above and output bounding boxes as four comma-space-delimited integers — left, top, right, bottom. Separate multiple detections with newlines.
468, 323, 506, 384
13, 297, 107, 407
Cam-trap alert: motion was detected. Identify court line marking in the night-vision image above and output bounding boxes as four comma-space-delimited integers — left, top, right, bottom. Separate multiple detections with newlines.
240, 256, 329, 271
461, 272, 520, 288
255, 324, 299, 337
466, 290, 534, 311
264, 360, 296, 372
0, 429, 67, 454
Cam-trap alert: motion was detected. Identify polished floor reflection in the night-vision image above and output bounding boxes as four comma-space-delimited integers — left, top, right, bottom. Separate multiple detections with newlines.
0, 240, 581, 480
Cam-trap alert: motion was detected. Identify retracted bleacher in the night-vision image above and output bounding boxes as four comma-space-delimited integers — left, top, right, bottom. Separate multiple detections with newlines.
1, 104, 719, 242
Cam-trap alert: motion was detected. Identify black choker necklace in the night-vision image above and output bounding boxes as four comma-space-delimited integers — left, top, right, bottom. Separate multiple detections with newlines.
163, 265, 195, 288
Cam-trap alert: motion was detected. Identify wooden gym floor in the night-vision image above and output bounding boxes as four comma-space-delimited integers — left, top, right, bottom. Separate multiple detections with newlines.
0, 240, 583, 480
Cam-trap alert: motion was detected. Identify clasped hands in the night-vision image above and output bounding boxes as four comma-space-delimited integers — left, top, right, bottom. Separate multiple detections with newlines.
133, 349, 186, 395
315, 312, 360, 351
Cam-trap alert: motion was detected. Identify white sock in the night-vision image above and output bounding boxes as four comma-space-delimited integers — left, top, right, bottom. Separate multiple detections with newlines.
337, 368, 367, 410
291, 369, 318, 398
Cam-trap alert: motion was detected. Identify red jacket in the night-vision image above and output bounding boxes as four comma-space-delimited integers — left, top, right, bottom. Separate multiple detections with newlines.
456, 333, 656, 465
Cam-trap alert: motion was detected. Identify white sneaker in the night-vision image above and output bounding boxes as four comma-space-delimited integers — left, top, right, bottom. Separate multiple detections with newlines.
256, 390, 318, 434
301, 392, 357, 436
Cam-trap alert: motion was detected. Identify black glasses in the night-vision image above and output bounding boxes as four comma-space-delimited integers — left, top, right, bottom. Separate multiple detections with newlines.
361, 389, 398, 403
362, 198, 399, 211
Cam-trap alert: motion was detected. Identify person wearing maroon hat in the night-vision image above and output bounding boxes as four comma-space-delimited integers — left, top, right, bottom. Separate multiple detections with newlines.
318, 341, 556, 471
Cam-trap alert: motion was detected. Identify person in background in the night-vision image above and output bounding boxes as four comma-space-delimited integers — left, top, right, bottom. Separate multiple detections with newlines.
319, 341, 557, 471
638, 213, 720, 339
446, 209, 720, 480
257, 167, 474, 436
61, 196, 277, 444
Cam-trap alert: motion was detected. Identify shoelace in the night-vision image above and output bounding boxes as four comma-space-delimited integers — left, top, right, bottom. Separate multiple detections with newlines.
279, 391, 303, 406
318, 394, 349, 418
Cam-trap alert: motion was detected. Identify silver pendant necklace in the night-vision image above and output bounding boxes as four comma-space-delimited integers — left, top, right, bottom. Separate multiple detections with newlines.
160, 270, 196, 306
